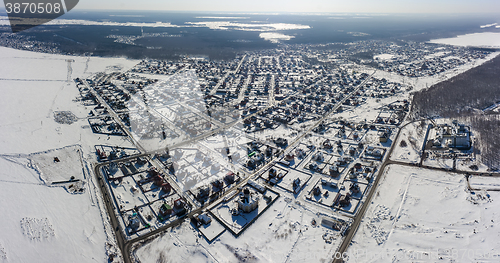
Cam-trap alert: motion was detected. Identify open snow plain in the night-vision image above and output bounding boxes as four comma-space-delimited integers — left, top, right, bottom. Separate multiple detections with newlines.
347, 164, 500, 262
0, 46, 138, 262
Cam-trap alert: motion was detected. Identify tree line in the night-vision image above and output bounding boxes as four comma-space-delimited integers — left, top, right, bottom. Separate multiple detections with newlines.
411, 53, 500, 169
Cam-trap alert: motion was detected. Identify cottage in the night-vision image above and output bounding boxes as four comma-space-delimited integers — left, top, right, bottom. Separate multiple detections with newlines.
197, 213, 212, 225
329, 165, 340, 177
339, 193, 351, 207
379, 132, 389, 143
159, 203, 173, 217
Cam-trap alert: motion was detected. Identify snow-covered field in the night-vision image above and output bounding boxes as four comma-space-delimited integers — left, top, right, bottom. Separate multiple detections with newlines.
390, 121, 427, 164
134, 194, 344, 263
347, 164, 500, 262
259, 32, 295, 43
374, 54, 395, 61
0, 46, 139, 262
0, 155, 110, 262
0, 46, 138, 154
429, 32, 500, 49
469, 176, 500, 191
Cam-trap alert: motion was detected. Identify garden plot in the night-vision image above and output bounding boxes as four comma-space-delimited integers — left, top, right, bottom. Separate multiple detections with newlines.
277, 169, 312, 194
197, 215, 226, 242
27, 145, 86, 193
143, 185, 174, 202
111, 176, 149, 212
361, 146, 386, 161
281, 143, 314, 169
323, 126, 341, 138
305, 150, 335, 172
345, 128, 366, 142
307, 178, 341, 207
423, 152, 454, 170
341, 180, 368, 200
245, 125, 301, 147
103, 163, 127, 180
149, 193, 182, 220
169, 146, 233, 192
122, 206, 157, 234
94, 145, 141, 162
337, 196, 360, 214
261, 164, 288, 179
390, 120, 428, 164
362, 129, 384, 146
199, 132, 245, 164
229, 144, 250, 168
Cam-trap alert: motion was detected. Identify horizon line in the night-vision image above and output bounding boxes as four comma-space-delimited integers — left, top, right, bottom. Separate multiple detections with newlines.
1, 8, 500, 15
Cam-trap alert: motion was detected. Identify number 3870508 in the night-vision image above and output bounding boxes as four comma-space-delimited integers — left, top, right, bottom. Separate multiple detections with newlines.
5, 2, 62, 14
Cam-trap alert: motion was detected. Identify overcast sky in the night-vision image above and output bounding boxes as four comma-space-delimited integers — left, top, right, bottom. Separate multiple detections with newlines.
72, 0, 500, 13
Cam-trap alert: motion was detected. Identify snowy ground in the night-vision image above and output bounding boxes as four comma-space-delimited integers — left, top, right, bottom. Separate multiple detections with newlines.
374, 54, 395, 61
390, 120, 428, 164
0, 156, 110, 262
0, 46, 138, 154
347, 164, 500, 262
428, 32, 500, 49
469, 176, 500, 191
0, 46, 139, 262
134, 193, 345, 263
